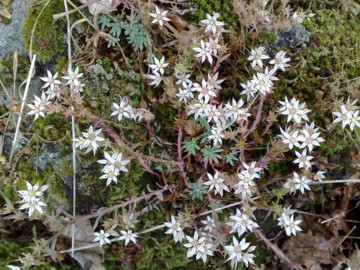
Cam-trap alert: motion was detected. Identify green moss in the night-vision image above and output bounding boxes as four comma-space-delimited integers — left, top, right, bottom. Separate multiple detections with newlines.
83, 60, 146, 117
22, 0, 66, 63
186, 0, 240, 30
0, 52, 30, 86
29, 113, 71, 141
0, 241, 27, 268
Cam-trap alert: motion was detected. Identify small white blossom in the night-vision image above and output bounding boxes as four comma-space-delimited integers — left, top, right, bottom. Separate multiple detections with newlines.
18, 181, 48, 218
93, 230, 111, 247
98, 152, 130, 174
63, 66, 83, 86
149, 5, 170, 27
279, 97, 311, 124
240, 81, 256, 99
183, 231, 205, 258
40, 70, 61, 90
175, 73, 191, 85
18, 181, 48, 202
201, 216, 216, 232
251, 72, 273, 95
99, 167, 119, 186
208, 126, 225, 146
196, 242, 213, 263
225, 237, 256, 268
285, 172, 311, 194
228, 209, 258, 237
193, 79, 216, 103
19, 197, 47, 217
234, 171, 256, 199
205, 37, 221, 56
204, 171, 229, 197
111, 98, 132, 121
119, 230, 138, 246
314, 170, 325, 182
147, 72, 162, 87
200, 12, 224, 34
149, 55, 169, 75
269, 50, 291, 72
284, 215, 302, 236
298, 122, 325, 152
164, 215, 184, 243
247, 47, 270, 68
81, 125, 105, 155
193, 40, 213, 64
27, 92, 50, 120
293, 149, 313, 169
280, 128, 302, 150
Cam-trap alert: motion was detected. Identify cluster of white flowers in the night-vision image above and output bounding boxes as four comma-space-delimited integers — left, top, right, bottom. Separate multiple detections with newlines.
192, 13, 224, 65
27, 67, 84, 120
277, 206, 302, 236
284, 172, 311, 194
18, 181, 48, 218
75, 125, 105, 155
228, 208, 258, 237
164, 215, 185, 243
240, 48, 290, 97
225, 237, 256, 268
97, 151, 130, 185
93, 229, 138, 247
203, 171, 230, 197
234, 162, 262, 199
332, 99, 360, 131
183, 231, 213, 263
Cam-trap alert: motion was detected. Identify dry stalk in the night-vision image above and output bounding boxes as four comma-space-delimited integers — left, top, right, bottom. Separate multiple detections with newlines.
8, 54, 37, 166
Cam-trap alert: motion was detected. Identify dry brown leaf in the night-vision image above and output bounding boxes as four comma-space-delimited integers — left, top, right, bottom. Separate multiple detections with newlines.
349, 250, 360, 270
0, 0, 11, 4
62, 219, 105, 270
78, 0, 122, 15
183, 120, 202, 136
282, 230, 341, 269
0, 8, 11, 20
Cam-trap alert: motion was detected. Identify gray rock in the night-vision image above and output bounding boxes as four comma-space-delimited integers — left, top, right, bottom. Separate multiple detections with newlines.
0, 0, 29, 59
267, 23, 311, 54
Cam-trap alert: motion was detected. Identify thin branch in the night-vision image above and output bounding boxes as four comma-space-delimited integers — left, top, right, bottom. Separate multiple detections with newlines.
63, 0, 77, 258
58, 184, 176, 253
254, 228, 302, 269
8, 55, 37, 166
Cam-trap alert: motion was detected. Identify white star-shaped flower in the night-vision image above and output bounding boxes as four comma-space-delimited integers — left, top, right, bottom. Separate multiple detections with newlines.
149, 55, 169, 75
200, 13, 224, 34
149, 5, 170, 27
93, 230, 111, 247
119, 230, 138, 246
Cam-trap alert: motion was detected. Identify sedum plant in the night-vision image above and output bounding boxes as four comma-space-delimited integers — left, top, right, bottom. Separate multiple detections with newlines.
2, 1, 359, 269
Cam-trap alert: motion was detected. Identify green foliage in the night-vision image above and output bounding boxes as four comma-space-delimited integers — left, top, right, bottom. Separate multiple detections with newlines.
99, 13, 147, 51
182, 138, 200, 155
135, 237, 190, 270
123, 15, 147, 51
83, 59, 145, 117
224, 151, 237, 166
188, 182, 207, 200
0, 52, 29, 86
0, 241, 27, 268
22, 0, 66, 63
201, 145, 223, 164
186, 0, 239, 30
29, 113, 71, 141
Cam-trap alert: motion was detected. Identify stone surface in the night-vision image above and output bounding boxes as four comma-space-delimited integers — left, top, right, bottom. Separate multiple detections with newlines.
0, 0, 29, 59
267, 23, 311, 54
